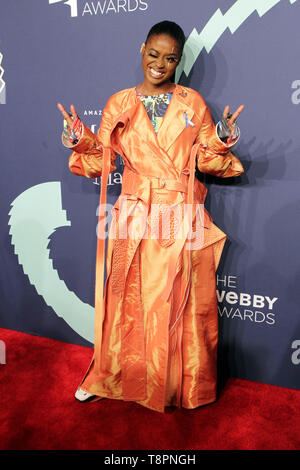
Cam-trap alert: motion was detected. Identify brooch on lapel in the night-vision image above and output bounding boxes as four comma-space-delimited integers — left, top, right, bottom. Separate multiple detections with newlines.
178, 88, 188, 98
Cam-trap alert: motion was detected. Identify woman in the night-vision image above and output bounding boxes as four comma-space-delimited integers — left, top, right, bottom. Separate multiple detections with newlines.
58, 21, 244, 413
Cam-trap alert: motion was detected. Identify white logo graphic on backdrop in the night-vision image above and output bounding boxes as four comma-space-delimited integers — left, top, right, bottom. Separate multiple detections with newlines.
291, 340, 300, 364
82, 0, 148, 16
0, 340, 6, 364
217, 275, 278, 326
291, 80, 300, 104
0, 52, 6, 104
49, 0, 78, 17
49, 0, 148, 17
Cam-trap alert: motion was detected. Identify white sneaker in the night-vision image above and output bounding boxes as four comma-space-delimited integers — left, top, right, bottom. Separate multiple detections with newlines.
75, 387, 97, 402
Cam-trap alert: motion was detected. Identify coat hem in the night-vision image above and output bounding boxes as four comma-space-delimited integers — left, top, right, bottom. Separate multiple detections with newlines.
79, 387, 217, 413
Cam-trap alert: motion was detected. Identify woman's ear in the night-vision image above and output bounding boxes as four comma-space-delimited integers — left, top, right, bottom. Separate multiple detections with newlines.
140, 42, 145, 55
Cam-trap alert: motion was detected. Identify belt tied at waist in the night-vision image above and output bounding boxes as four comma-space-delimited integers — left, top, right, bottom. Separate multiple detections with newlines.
121, 166, 189, 206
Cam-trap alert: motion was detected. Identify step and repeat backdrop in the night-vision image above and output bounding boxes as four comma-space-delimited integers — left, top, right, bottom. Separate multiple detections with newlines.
0, 0, 299, 390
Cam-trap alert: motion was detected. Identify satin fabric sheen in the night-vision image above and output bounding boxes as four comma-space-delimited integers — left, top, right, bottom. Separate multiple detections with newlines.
66, 85, 244, 412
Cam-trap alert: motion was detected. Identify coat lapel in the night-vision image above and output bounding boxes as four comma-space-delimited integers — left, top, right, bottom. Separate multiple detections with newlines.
116, 88, 177, 172
157, 85, 195, 153
114, 88, 159, 149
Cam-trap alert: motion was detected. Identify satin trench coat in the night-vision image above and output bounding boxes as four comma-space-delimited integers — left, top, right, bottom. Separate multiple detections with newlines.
67, 84, 244, 413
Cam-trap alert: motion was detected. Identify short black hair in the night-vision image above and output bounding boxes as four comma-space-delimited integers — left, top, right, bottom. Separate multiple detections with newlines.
145, 20, 186, 55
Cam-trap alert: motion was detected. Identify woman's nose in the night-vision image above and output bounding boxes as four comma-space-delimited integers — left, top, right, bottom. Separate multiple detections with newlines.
155, 58, 164, 68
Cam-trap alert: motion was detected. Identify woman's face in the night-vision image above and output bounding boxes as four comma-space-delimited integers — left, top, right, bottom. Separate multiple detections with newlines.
141, 34, 181, 90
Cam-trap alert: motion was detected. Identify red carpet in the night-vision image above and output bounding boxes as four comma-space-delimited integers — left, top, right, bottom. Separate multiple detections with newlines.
0, 327, 299, 450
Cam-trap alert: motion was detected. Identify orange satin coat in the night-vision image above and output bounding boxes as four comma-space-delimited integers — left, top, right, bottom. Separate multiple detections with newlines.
67, 84, 244, 412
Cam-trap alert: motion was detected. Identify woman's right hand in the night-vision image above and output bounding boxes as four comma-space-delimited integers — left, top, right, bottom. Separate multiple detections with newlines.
57, 102, 78, 136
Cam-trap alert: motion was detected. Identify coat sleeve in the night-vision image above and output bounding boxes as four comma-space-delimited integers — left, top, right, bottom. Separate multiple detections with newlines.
195, 106, 244, 178
65, 100, 117, 178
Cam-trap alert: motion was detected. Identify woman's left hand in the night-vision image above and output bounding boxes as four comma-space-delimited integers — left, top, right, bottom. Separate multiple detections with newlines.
223, 104, 245, 141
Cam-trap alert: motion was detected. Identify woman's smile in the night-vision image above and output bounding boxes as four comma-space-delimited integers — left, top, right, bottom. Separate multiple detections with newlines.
149, 67, 165, 79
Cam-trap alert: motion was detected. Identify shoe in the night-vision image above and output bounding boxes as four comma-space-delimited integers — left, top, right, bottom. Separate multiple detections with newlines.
75, 387, 97, 402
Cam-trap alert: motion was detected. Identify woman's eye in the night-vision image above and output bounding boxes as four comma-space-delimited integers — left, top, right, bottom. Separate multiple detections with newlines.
148, 53, 177, 63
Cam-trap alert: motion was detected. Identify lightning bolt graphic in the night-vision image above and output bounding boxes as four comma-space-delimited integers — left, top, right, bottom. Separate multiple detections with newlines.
176, 0, 298, 82
0, 52, 5, 94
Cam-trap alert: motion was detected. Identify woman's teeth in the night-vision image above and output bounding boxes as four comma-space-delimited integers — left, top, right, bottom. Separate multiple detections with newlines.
150, 68, 164, 78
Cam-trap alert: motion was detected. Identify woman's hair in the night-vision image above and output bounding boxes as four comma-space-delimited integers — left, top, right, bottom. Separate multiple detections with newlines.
145, 20, 186, 55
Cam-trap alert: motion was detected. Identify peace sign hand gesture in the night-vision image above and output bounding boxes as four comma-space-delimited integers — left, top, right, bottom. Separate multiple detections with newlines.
222, 104, 245, 142
57, 102, 80, 141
